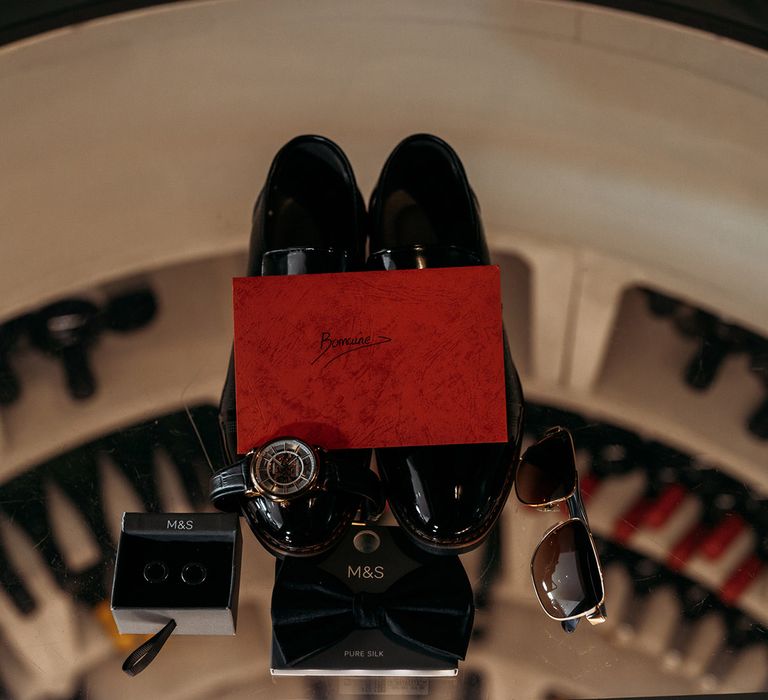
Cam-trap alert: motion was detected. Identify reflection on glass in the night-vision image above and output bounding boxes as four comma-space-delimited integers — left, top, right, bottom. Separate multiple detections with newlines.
532, 520, 603, 619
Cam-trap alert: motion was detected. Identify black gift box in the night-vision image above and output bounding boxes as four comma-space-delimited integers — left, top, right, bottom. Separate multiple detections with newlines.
270, 524, 474, 676
111, 512, 241, 635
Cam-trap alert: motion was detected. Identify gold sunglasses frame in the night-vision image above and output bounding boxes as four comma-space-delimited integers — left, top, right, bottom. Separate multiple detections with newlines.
517, 426, 607, 629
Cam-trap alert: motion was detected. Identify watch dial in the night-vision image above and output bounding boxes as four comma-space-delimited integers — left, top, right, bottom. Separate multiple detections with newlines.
251, 438, 318, 499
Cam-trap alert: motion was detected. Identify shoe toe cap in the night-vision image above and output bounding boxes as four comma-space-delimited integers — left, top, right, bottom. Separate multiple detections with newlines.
242, 491, 357, 557
381, 443, 516, 552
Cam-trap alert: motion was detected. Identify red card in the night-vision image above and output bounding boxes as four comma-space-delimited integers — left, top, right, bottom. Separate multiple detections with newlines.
233, 266, 507, 452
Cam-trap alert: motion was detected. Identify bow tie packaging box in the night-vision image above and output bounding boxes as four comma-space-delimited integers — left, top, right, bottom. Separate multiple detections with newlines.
270, 525, 474, 676
232, 266, 507, 453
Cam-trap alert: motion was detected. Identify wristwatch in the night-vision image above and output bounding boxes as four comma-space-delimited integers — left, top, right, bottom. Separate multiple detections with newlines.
210, 437, 384, 519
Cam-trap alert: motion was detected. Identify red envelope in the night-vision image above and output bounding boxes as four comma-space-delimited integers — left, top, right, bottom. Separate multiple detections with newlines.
233, 266, 507, 452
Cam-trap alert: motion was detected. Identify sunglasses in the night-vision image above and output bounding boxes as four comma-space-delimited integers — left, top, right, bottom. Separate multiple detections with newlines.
516, 427, 607, 632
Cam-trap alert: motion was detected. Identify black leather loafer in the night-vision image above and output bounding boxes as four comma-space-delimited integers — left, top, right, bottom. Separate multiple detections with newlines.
214, 135, 382, 558
367, 133, 525, 555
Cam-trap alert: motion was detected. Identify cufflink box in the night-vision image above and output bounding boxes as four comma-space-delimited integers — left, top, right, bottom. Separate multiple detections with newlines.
270, 524, 474, 677
111, 512, 241, 635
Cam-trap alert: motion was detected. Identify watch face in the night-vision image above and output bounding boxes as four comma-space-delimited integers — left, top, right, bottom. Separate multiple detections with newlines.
250, 438, 318, 500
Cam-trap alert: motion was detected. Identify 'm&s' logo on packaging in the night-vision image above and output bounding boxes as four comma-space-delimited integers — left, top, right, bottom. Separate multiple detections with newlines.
347, 565, 384, 580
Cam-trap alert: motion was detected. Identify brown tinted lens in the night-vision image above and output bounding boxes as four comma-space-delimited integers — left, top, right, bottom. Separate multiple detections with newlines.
531, 519, 603, 619
516, 429, 576, 505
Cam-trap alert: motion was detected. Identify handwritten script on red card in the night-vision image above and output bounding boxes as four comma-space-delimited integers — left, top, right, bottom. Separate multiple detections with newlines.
233, 266, 507, 452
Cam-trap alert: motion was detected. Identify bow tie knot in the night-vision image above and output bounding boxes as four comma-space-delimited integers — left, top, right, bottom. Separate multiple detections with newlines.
352, 591, 384, 628
272, 556, 474, 666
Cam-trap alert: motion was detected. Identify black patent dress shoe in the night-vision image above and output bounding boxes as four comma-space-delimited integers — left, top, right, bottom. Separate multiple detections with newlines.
213, 135, 382, 558
367, 134, 525, 555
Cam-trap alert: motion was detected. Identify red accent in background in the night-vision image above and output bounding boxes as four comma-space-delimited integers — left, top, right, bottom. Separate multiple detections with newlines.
700, 513, 747, 560
643, 484, 688, 529
613, 497, 653, 544
667, 523, 709, 571
232, 267, 508, 452
611, 484, 689, 547
720, 553, 763, 605
579, 473, 599, 504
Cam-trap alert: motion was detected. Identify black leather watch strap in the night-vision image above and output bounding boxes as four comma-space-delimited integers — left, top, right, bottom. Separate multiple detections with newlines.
210, 457, 251, 511
324, 459, 385, 520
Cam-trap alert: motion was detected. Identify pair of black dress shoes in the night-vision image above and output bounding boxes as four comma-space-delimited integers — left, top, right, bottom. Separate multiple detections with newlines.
211, 134, 525, 558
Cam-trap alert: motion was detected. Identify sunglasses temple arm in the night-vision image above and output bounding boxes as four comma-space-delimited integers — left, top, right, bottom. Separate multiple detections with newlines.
565, 478, 607, 625
565, 476, 590, 528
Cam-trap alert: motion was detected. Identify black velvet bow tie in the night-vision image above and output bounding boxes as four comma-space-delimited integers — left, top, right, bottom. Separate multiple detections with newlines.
271, 557, 474, 666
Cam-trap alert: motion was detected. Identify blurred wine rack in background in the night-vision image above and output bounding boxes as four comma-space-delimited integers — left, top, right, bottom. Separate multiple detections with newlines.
641, 288, 768, 441
484, 400, 768, 698
0, 405, 216, 612
0, 255, 239, 489
0, 405, 220, 700
1, 252, 768, 698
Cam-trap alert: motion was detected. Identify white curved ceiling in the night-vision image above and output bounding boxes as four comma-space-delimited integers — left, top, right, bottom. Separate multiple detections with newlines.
1, 0, 766, 325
